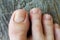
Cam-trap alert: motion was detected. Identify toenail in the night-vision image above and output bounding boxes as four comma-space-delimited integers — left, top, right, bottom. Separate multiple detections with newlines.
30, 8, 41, 14
14, 9, 26, 23
44, 14, 52, 20
55, 24, 60, 28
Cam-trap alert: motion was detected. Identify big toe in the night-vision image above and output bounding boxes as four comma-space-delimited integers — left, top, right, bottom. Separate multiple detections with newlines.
9, 9, 29, 40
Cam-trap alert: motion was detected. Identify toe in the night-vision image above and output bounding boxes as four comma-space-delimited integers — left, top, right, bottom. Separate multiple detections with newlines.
28, 36, 32, 40
9, 9, 29, 40
54, 23, 60, 40
43, 14, 54, 40
30, 8, 44, 40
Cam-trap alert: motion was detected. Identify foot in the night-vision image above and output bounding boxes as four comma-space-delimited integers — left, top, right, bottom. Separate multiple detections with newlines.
8, 8, 60, 40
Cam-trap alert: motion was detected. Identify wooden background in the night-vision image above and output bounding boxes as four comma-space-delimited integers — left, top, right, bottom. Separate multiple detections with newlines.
0, 0, 60, 40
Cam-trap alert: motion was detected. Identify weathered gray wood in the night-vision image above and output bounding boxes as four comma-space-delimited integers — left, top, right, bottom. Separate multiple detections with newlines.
0, 0, 60, 40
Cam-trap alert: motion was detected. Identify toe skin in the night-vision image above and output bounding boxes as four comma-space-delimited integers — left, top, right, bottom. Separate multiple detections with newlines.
9, 9, 29, 40
43, 14, 54, 40
54, 24, 60, 40
30, 8, 44, 40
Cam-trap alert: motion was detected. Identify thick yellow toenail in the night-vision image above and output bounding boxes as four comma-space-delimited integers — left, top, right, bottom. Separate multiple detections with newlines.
14, 9, 26, 23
